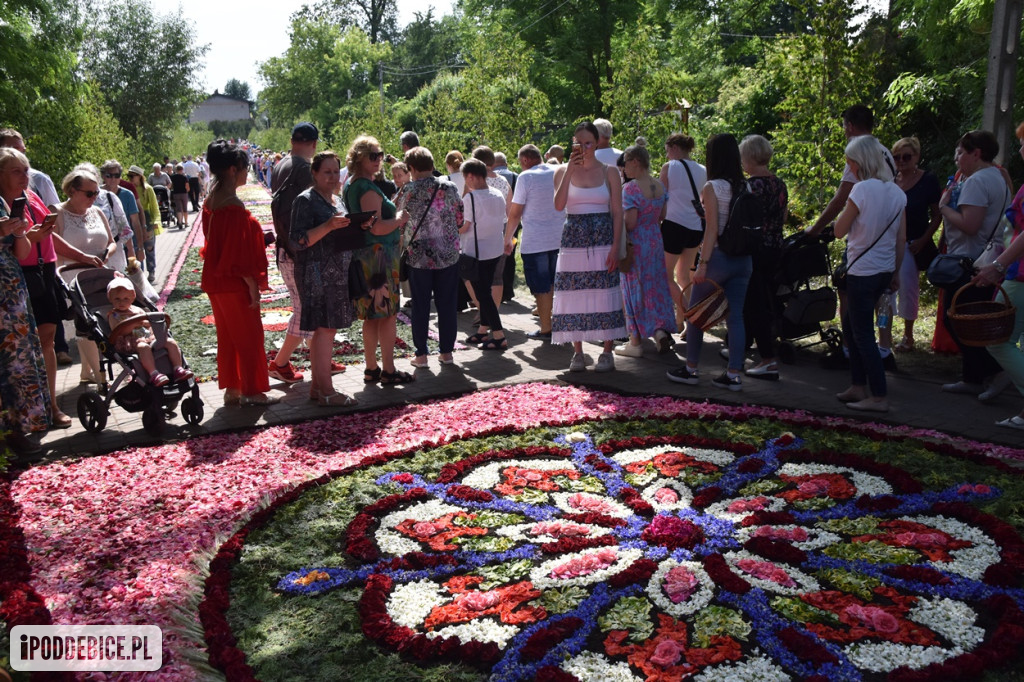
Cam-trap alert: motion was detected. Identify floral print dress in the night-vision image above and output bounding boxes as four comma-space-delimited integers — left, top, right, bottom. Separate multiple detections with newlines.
620, 181, 675, 338
0, 206, 50, 432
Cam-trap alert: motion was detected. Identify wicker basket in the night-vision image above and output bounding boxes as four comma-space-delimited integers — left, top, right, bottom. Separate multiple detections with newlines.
948, 283, 1016, 347
682, 280, 728, 331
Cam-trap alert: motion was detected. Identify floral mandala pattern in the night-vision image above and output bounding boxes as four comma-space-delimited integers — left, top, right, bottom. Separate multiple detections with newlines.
271, 432, 1024, 682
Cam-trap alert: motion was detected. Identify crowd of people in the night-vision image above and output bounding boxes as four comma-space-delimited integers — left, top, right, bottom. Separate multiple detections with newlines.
3, 107, 1024, 455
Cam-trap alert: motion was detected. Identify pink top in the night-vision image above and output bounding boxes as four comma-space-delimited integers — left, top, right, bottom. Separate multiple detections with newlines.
14, 190, 57, 266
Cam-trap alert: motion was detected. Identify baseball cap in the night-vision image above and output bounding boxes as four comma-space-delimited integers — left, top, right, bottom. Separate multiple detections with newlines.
291, 122, 319, 143
107, 276, 136, 295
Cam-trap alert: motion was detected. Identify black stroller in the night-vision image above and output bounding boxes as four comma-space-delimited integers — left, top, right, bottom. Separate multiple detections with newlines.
153, 185, 173, 228
771, 232, 843, 363
62, 267, 204, 435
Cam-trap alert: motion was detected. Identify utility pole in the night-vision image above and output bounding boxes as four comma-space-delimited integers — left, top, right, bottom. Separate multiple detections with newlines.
982, 0, 1022, 165
379, 62, 385, 117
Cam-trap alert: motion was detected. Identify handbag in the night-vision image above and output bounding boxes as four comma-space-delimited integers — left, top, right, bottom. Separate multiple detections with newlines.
348, 258, 369, 300
972, 186, 1013, 269
926, 254, 974, 288
458, 192, 480, 281
682, 280, 728, 331
831, 209, 901, 290
398, 181, 441, 282
680, 159, 706, 231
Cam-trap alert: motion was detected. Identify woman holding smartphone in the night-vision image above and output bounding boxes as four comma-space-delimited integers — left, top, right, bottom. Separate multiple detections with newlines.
289, 151, 357, 406
552, 120, 626, 372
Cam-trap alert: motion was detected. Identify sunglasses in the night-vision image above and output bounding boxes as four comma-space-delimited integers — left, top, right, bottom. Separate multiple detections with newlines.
894, 153, 915, 162
79, 189, 100, 198
367, 151, 384, 162
104, 172, 121, 178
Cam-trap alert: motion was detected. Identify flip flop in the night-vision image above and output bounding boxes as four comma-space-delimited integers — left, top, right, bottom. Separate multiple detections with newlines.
996, 415, 1024, 430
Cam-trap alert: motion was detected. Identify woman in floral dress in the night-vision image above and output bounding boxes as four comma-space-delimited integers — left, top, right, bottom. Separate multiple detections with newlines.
615, 145, 675, 357
0, 203, 50, 454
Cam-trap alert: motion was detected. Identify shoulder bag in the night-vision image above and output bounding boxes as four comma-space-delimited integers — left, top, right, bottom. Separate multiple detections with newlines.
680, 160, 706, 231
458, 192, 480, 281
398, 180, 441, 282
831, 209, 901, 290
972, 184, 1013, 269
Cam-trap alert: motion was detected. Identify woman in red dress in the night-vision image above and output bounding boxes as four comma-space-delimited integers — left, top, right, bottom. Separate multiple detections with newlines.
200, 139, 276, 406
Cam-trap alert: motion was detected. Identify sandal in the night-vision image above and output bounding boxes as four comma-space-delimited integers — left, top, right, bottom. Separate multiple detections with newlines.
318, 391, 358, 407
380, 369, 415, 385
50, 411, 72, 429
465, 333, 489, 345
364, 366, 382, 383
479, 337, 508, 351
895, 337, 915, 352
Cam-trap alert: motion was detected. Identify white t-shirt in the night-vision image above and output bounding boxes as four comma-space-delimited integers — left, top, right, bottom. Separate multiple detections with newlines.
446, 172, 466, 196
949, 166, 1011, 258
665, 159, 706, 230
705, 179, 733, 237
511, 164, 565, 254
595, 147, 622, 167
846, 179, 906, 276
461, 186, 506, 260
841, 136, 896, 184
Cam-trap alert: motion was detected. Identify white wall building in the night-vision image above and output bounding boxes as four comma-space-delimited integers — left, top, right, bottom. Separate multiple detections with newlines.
188, 92, 251, 123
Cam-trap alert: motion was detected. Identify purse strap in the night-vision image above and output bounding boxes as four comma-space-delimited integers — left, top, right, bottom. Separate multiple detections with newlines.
845, 209, 901, 273
468, 191, 480, 257
406, 180, 441, 250
680, 160, 702, 211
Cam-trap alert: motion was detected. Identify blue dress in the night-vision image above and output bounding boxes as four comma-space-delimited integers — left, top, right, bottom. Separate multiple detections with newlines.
620, 181, 675, 338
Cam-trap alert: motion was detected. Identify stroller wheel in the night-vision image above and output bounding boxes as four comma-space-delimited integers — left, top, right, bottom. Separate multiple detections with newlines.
778, 341, 797, 365
77, 392, 108, 433
181, 397, 204, 426
142, 405, 164, 435
822, 327, 844, 351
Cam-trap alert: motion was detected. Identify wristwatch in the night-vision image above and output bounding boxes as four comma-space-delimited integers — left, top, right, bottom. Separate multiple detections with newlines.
993, 261, 1007, 275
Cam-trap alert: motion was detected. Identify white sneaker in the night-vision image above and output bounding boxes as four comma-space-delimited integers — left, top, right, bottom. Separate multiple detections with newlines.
613, 343, 643, 358
594, 352, 615, 373
654, 329, 672, 354
569, 353, 586, 372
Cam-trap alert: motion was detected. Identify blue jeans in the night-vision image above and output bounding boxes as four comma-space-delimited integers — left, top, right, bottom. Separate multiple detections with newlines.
408, 263, 459, 356
686, 250, 752, 372
842, 271, 891, 396
143, 234, 156, 278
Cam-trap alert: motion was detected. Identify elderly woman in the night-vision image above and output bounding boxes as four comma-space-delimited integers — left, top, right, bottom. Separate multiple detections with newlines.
55, 167, 122, 389
552, 121, 626, 372
0, 174, 50, 453
289, 151, 358, 406
394, 146, 462, 368
890, 137, 941, 352
740, 134, 789, 379
615, 144, 674, 357
2, 149, 97, 429
937, 130, 1011, 396
344, 136, 412, 384
201, 139, 276, 406
833, 135, 907, 412
127, 165, 161, 283
99, 159, 142, 267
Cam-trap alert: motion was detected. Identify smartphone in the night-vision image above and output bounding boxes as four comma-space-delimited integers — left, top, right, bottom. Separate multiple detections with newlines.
40, 213, 58, 231
9, 197, 26, 221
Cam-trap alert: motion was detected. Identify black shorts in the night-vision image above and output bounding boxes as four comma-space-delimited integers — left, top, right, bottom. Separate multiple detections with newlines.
23, 262, 64, 326
661, 219, 703, 254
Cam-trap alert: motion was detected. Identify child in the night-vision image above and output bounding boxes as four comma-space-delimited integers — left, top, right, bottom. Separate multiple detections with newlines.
106, 276, 192, 386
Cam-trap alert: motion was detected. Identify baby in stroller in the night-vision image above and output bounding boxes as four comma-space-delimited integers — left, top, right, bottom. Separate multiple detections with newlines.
106, 276, 192, 386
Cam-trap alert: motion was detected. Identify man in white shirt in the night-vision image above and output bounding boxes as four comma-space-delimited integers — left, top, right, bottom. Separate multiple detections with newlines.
182, 154, 201, 211
593, 118, 623, 167
506, 144, 567, 339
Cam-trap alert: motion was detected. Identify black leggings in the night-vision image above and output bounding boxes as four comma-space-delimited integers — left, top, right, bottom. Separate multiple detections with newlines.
942, 282, 1001, 383
470, 256, 503, 332
743, 247, 781, 360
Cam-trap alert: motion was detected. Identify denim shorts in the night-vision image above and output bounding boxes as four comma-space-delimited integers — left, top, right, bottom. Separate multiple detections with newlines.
521, 249, 559, 294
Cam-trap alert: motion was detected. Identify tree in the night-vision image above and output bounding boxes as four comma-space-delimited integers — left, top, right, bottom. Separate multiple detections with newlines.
224, 79, 253, 102
291, 0, 398, 43
387, 10, 465, 101
80, 0, 208, 155
259, 21, 391, 141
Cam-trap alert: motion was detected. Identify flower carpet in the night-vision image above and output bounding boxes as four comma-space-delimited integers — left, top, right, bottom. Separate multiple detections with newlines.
4, 384, 1024, 681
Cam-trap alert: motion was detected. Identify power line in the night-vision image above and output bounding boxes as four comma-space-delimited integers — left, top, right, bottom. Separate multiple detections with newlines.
514, 0, 574, 34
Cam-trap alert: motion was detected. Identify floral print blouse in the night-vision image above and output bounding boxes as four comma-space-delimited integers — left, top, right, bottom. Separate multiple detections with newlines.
395, 177, 463, 270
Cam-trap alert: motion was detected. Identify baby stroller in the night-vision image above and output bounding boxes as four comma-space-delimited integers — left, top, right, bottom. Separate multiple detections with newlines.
153, 185, 173, 228
771, 232, 843, 364
62, 266, 204, 435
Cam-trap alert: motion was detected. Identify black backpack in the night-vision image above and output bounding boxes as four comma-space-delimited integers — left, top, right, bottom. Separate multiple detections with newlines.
717, 181, 764, 257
